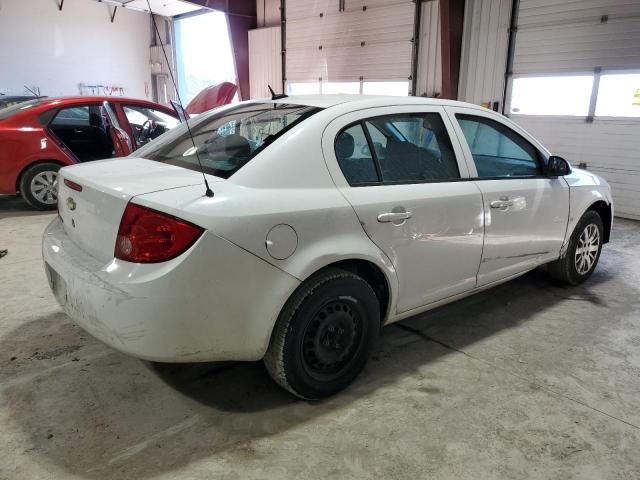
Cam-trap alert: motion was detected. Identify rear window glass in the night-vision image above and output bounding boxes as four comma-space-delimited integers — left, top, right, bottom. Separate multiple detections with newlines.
136, 102, 321, 179
0, 99, 43, 120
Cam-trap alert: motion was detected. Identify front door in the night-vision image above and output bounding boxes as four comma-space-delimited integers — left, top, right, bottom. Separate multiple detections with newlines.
446, 107, 570, 287
103, 101, 133, 157
322, 106, 484, 314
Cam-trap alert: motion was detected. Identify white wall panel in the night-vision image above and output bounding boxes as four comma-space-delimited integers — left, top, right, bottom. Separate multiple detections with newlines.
0, 0, 151, 98
514, 117, 640, 220
458, 0, 512, 108
286, 0, 414, 83
416, 0, 442, 97
249, 26, 283, 98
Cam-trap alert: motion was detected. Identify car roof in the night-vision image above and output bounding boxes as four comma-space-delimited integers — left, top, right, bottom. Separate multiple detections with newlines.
38, 96, 165, 106
267, 94, 487, 110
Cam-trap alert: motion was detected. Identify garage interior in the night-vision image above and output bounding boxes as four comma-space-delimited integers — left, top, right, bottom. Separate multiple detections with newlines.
1, 0, 640, 478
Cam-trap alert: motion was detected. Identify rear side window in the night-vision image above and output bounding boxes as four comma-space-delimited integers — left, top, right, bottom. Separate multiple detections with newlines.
335, 124, 378, 184
335, 112, 460, 185
137, 103, 321, 179
51, 107, 91, 126
455, 114, 542, 178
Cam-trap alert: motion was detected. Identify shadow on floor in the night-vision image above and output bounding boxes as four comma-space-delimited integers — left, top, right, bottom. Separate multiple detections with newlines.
0, 195, 51, 219
0, 265, 621, 479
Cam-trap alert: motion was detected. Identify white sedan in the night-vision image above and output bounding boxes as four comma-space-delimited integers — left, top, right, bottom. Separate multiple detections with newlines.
43, 95, 613, 399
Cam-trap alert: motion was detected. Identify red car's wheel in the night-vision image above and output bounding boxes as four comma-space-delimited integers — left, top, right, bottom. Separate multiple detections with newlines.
19, 162, 61, 210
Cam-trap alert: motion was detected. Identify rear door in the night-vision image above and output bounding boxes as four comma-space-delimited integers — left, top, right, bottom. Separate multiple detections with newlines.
322, 106, 484, 314
446, 106, 569, 287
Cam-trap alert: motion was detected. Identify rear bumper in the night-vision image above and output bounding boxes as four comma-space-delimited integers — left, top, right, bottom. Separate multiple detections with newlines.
42, 217, 300, 362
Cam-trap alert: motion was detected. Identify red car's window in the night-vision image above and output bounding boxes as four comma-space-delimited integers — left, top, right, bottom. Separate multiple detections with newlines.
0, 99, 43, 120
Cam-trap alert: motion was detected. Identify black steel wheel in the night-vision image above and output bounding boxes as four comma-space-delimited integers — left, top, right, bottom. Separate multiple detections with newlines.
264, 268, 380, 399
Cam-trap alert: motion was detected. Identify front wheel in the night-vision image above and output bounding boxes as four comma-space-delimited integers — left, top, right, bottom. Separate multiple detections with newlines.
264, 268, 380, 399
19, 162, 61, 210
548, 210, 604, 285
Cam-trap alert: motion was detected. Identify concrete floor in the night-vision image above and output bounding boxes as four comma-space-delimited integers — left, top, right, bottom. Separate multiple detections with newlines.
1, 194, 640, 480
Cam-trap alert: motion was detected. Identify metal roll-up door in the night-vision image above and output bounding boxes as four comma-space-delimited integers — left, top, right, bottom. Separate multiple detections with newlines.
513, 1, 640, 75
285, 0, 415, 85
506, 0, 640, 220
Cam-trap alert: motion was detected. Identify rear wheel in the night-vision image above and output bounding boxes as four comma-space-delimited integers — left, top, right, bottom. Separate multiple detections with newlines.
264, 268, 380, 399
19, 162, 61, 210
548, 210, 604, 285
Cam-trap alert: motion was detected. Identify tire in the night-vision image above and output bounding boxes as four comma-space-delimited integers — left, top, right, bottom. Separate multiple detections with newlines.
19, 162, 61, 210
264, 268, 380, 400
548, 210, 604, 285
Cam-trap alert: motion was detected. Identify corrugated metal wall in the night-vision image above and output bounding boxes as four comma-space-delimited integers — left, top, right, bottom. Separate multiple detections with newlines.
415, 0, 442, 97
457, 0, 512, 108
248, 26, 282, 98
285, 0, 415, 83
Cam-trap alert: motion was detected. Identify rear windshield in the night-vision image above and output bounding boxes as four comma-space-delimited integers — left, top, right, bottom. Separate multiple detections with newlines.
0, 99, 44, 120
136, 102, 321, 179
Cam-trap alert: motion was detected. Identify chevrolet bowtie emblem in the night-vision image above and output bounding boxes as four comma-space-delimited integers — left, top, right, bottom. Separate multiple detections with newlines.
66, 197, 76, 211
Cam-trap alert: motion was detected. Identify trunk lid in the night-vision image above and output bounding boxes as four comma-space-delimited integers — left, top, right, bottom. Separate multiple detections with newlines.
57, 157, 213, 263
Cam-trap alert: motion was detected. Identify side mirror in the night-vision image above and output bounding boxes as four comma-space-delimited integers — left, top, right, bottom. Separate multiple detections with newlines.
547, 155, 571, 177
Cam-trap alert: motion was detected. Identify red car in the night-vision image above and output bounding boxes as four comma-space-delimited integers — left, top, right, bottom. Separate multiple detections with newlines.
0, 96, 179, 209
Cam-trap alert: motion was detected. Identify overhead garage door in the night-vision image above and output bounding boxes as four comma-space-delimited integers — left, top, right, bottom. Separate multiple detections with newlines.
505, 0, 640, 220
285, 0, 415, 91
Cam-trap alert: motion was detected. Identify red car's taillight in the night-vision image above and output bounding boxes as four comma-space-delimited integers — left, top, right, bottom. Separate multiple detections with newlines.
115, 203, 204, 263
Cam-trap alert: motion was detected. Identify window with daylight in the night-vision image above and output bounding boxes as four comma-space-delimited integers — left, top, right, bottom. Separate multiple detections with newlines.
287, 81, 409, 97
174, 11, 237, 105
509, 75, 594, 116
595, 73, 640, 118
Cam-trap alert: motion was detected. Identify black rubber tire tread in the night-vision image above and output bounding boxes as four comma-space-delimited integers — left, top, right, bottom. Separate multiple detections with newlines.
19, 162, 61, 211
548, 210, 604, 285
264, 267, 380, 400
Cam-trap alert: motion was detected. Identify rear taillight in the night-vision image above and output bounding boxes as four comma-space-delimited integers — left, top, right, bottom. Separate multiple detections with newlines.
115, 203, 204, 263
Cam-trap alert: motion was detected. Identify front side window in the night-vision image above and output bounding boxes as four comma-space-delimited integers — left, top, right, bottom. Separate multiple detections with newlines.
456, 114, 542, 178
123, 105, 179, 147
137, 103, 321, 179
365, 113, 459, 182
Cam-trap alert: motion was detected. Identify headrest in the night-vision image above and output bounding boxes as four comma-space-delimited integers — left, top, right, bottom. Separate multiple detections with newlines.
336, 131, 355, 159
224, 134, 251, 159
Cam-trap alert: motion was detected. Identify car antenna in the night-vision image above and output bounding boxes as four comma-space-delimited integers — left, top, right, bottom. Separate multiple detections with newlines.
268, 85, 288, 100
146, 0, 213, 198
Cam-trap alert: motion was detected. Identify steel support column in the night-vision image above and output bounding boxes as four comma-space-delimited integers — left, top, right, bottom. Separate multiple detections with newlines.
439, 0, 465, 99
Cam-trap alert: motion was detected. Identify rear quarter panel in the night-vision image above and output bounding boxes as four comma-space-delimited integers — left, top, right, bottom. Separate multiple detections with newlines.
0, 123, 71, 194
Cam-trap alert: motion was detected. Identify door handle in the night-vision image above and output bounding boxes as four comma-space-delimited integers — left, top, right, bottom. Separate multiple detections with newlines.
490, 198, 514, 209
377, 211, 412, 223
